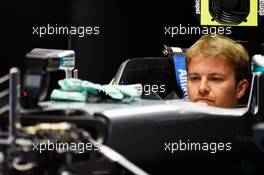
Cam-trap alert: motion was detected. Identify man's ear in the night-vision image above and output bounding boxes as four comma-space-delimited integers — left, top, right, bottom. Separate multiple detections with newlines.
236, 79, 249, 100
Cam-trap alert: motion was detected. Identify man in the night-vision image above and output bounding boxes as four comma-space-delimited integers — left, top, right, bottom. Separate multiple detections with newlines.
186, 35, 250, 108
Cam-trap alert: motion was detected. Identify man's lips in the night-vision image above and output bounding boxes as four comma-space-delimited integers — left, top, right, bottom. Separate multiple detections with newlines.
195, 98, 214, 103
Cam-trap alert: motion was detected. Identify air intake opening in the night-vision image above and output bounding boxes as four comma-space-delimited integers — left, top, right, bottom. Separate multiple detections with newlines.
209, 0, 250, 24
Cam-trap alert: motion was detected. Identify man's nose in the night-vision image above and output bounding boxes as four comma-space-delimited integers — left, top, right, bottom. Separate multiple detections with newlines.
198, 78, 210, 94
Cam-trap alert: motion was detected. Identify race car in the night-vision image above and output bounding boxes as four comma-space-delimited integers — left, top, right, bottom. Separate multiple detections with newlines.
0, 49, 264, 175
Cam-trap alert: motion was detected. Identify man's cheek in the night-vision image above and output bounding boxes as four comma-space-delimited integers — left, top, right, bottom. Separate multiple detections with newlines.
187, 84, 195, 100
211, 87, 230, 107
187, 80, 192, 92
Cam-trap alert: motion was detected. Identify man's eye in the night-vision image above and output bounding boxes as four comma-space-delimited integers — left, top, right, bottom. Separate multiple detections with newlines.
189, 76, 200, 81
210, 77, 223, 81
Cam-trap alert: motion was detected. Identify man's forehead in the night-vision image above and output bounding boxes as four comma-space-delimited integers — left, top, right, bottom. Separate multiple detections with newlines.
190, 54, 228, 63
188, 55, 234, 75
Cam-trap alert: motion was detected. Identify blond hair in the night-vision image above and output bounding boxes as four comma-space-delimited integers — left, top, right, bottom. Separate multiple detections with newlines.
186, 34, 250, 83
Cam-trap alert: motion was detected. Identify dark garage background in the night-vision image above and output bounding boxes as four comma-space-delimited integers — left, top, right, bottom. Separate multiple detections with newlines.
1, 0, 263, 85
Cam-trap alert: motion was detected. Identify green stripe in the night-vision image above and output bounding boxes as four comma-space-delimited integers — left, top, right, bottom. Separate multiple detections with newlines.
253, 65, 264, 73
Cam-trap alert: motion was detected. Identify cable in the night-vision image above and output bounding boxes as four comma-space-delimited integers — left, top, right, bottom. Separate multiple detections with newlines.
0, 105, 9, 115
0, 89, 9, 98
12, 157, 37, 171
0, 74, 9, 84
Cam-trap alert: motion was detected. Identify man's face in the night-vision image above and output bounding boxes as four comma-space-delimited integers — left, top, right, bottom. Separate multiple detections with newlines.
187, 53, 242, 108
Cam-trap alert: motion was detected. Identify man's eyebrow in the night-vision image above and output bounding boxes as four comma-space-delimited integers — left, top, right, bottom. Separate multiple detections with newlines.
188, 73, 225, 76
208, 73, 224, 76
188, 73, 199, 75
